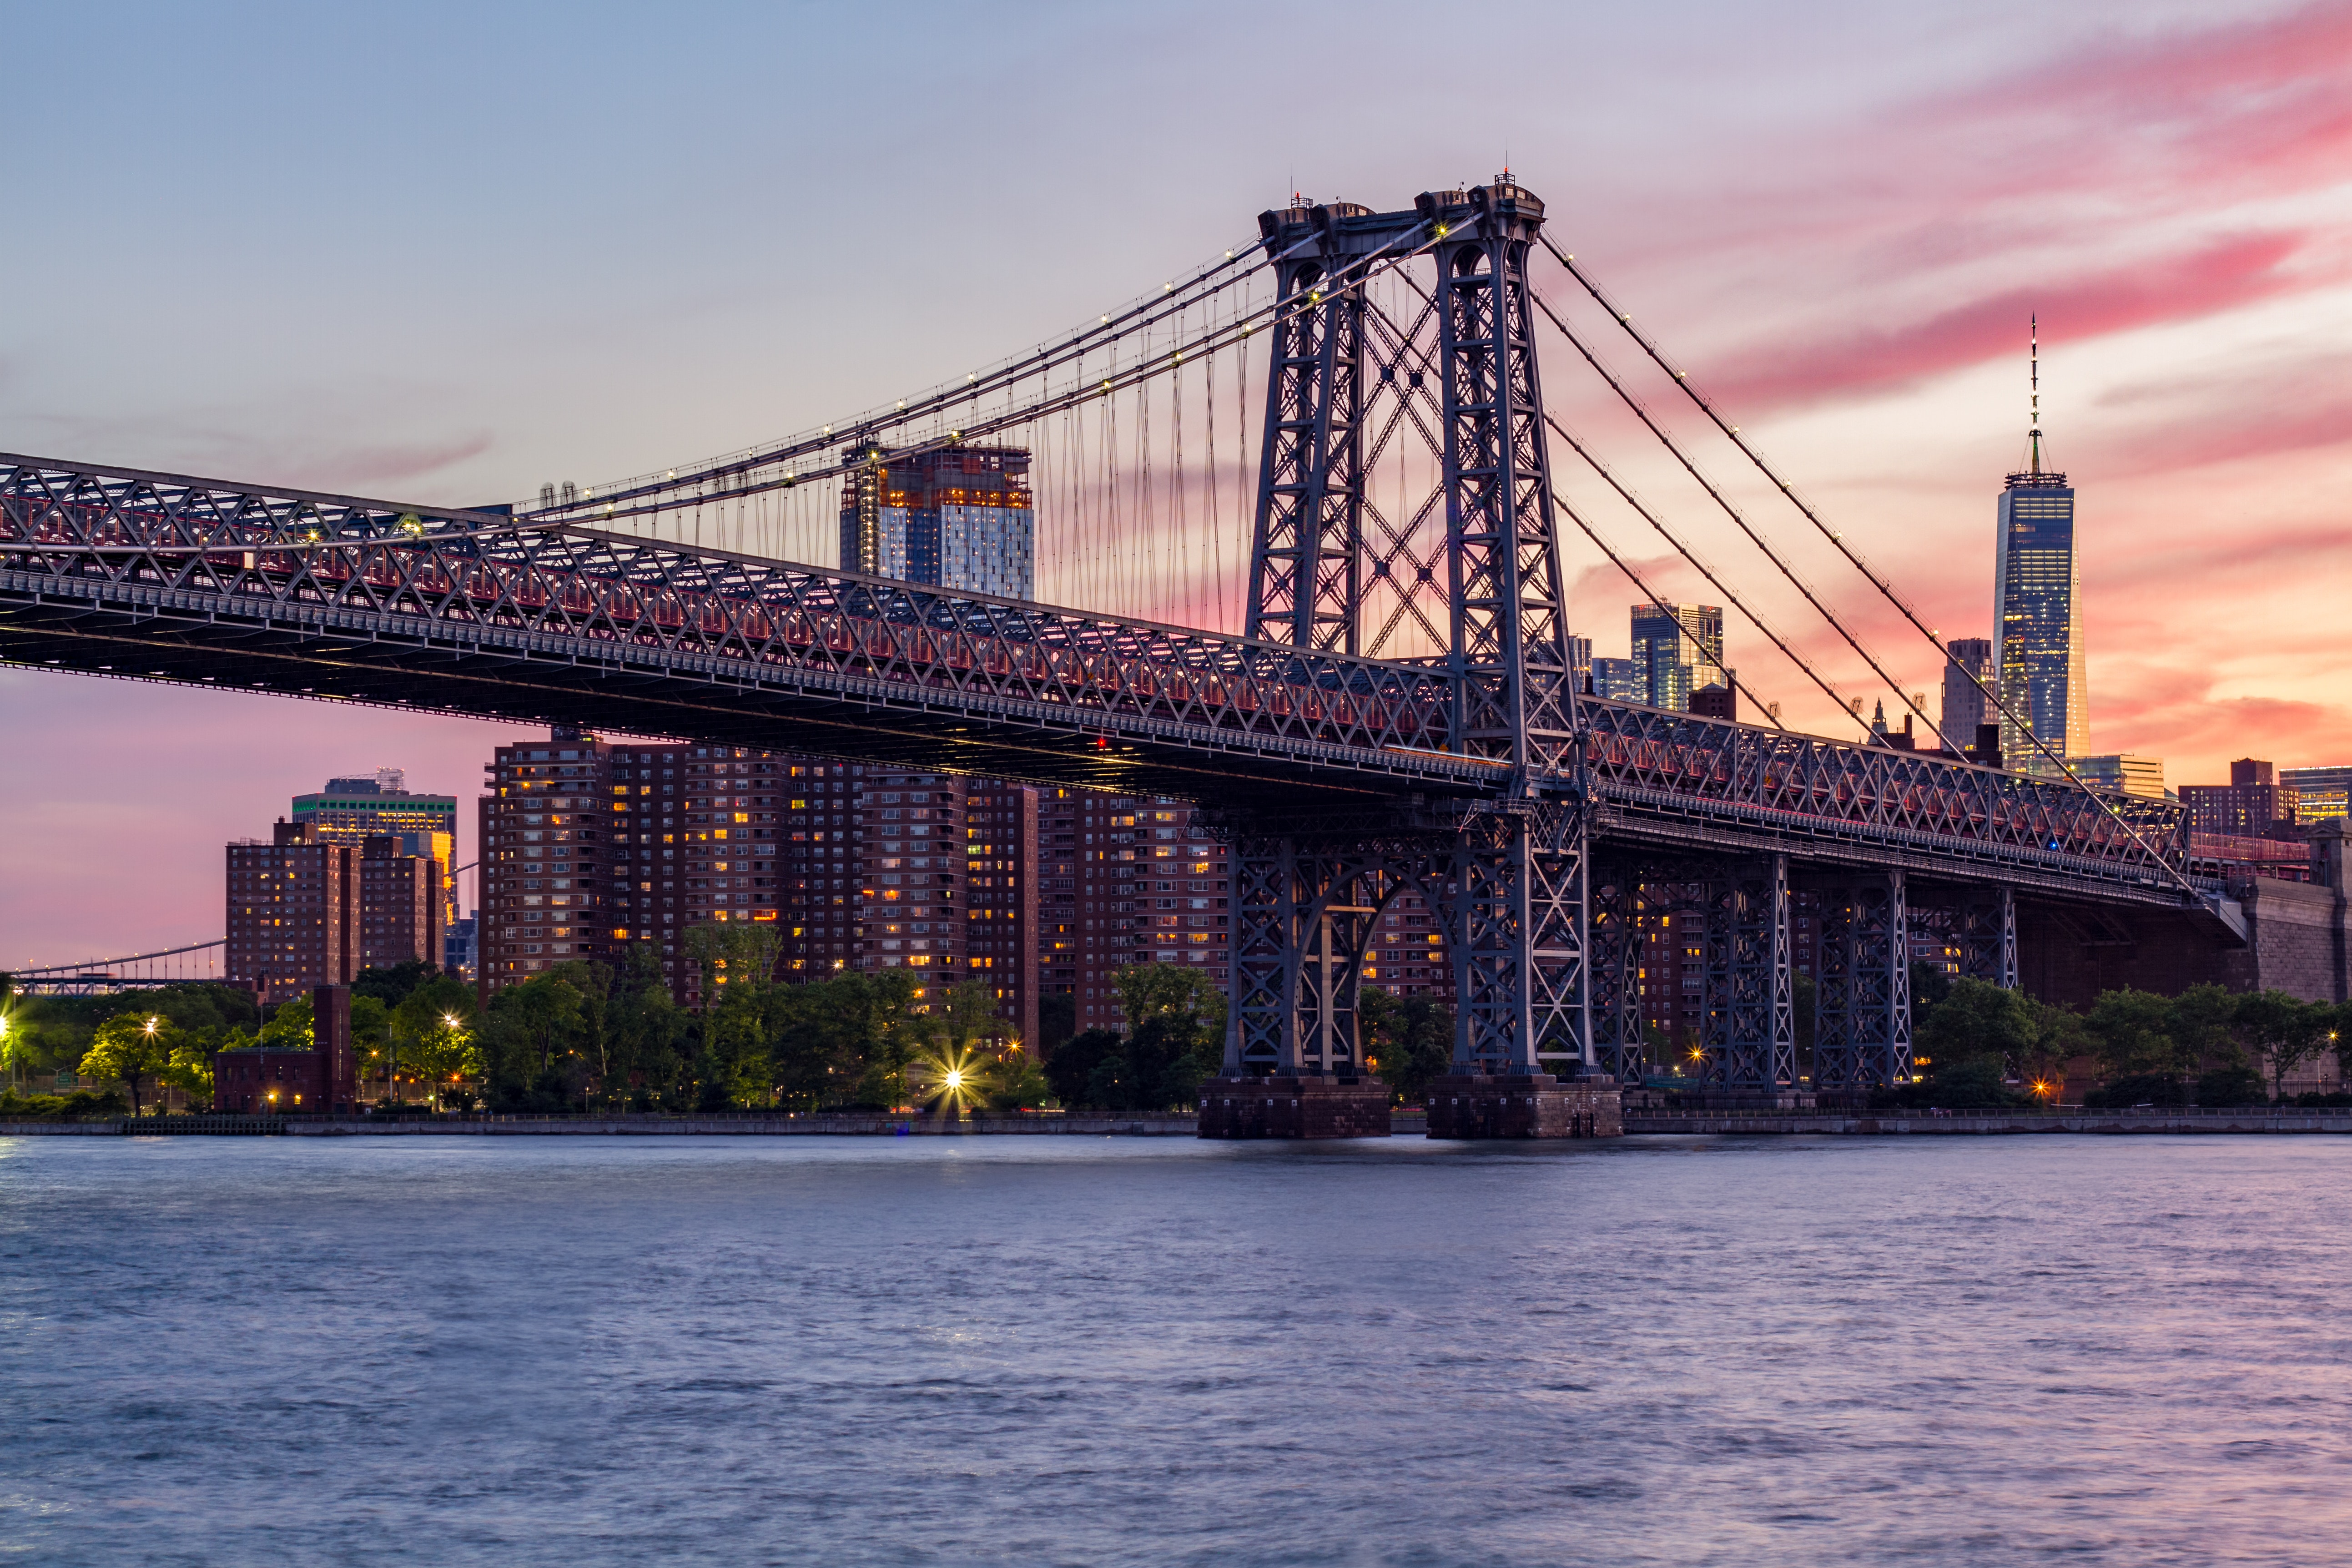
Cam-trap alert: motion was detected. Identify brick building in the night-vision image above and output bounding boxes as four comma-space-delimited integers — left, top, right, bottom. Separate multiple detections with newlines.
2181, 759, 2302, 840
226, 822, 360, 1004
358, 834, 444, 971
478, 733, 622, 986
227, 822, 447, 1004
212, 985, 358, 1113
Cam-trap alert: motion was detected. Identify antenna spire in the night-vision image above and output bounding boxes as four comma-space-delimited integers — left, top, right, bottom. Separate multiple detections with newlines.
2029, 314, 2042, 477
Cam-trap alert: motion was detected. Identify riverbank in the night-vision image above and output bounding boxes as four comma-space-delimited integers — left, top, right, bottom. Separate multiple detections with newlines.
9, 1108, 2352, 1137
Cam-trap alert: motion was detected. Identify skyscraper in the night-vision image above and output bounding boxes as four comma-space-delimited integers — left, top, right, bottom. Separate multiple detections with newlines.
1940, 637, 1993, 738
293, 770, 458, 923
1590, 657, 1645, 705
1994, 322, 2086, 770
1630, 602, 1726, 712
841, 446, 1034, 599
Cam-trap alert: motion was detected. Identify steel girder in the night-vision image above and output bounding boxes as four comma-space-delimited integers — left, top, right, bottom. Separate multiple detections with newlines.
1814, 872, 1914, 1090
1953, 885, 2020, 988
0, 454, 1483, 805
1700, 857, 1795, 1089
1224, 828, 1454, 1075
1588, 867, 1646, 1083
1583, 700, 2190, 892
1246, 204, 1368, 654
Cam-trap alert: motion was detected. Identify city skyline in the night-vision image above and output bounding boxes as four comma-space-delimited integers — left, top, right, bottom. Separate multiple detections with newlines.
5, 0, 2351, 964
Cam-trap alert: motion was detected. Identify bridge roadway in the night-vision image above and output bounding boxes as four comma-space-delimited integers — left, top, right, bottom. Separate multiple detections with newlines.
0, 454, 2224, 925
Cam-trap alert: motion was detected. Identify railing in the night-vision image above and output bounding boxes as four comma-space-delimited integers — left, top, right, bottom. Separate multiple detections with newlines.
0, 454, 2203, 885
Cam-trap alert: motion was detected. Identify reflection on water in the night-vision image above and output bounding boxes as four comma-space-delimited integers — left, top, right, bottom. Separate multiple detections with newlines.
4, 1134, 2350, 1565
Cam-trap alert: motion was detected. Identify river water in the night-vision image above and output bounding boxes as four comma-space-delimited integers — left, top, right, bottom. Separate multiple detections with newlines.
4, 1133, 2349, 1565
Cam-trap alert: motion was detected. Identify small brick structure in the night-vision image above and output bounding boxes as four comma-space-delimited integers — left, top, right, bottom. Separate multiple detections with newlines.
213, 984, 359, 1115
1424, 1073, 1623, 1139
1196, 1076, 1393, 1139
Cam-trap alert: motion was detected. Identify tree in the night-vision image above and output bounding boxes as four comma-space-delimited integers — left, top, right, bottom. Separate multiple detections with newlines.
2236, 990, 2330, 1104
1915, 977, 2036, 1078
393, 977, 478, 1107
80, 1012, 177, 1116
1359, 987, 1453, 1106
2168, 984, 2244, 1073
161, 1032, 222, 1108
349, 994, 391, 1097
2084, 989, 2186, 1083
1044, 1027, 1124, 1109
353, 959, 439, 1010
259, 994, 314, 1050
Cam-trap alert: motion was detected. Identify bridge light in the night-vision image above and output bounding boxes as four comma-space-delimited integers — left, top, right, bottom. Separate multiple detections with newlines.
1100, 315, 1110, 324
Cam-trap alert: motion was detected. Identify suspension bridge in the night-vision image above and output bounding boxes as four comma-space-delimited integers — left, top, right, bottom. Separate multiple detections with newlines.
0, 179, 2246, 1128
5, 939, 226, 996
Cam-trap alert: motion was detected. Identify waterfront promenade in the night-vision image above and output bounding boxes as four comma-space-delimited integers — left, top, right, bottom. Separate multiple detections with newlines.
8, 1108, 2352, 1137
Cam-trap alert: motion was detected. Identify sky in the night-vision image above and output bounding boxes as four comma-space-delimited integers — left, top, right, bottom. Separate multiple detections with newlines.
4, 0, 2349, 968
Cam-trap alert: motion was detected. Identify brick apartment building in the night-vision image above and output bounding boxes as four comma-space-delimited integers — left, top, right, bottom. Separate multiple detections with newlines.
226, 822, 445, 1005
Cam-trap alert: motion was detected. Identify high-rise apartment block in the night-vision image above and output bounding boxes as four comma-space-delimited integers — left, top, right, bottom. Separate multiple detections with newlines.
2283, 764, 2352, 826
1630, 602, 1727, 712
841, 446, 1034, 599
358, 837, 446, 971
479, 736, 623, 984
227, 822, 360, 1004
2181, 759, 2301, 839
1941, 638, 1993, 739
227, 822, 444, 1003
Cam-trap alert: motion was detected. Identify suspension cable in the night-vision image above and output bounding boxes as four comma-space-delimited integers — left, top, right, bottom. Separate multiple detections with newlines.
1540, 235, 2196, 890
580, 222, 1443, 532
1527, 283, 1957, 755
1357, 289, 1819, 727
1551, 490, 1790, 730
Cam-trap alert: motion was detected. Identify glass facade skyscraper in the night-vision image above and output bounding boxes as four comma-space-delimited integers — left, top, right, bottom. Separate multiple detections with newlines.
1629, 602, 1726, 712
841, 446, 1034, 600
1994, 471, 2085, 769
1995, 324, 2086, 772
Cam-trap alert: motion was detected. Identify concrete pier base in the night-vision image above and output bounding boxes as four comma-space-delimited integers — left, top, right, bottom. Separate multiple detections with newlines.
1195, 1076, 1392, 1139
1424, 1073, 1623, 1139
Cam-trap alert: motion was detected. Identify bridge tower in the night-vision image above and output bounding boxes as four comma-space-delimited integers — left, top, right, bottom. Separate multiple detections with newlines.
1206, 182, 1596, 1138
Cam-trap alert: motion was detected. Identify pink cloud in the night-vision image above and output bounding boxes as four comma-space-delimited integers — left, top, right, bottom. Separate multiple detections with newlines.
1700, 232, 2312, 411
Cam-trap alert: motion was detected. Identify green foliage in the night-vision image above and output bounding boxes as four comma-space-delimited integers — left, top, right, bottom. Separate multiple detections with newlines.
2084, 989, 2186, 1080
2194, 1064, 2269, 1107
1037, 992, 1076, 1056
1037, 964, 1221, 1112
0, 1088, 127, 1119
259, 994, 314, 1050
2084, 1071, 2192, 1109
1044, 1028, 1124, 1109
5, 983, 258, 1083
79, 1012, 179, 1116
1916, 978, 2036, 1073
1358, 987, 1453, 1105
2235, 990, 2333, 1103
353, 960, 440, 1009
985, 1051, 1051, 1111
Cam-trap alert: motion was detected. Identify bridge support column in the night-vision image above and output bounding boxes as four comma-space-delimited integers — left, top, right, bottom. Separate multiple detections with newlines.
1206, 830, 1423, 1139
1588, 864, 1645, 1085
1956, 885, 2019, 988
1425, 802, 1619, 1139
1814, 872, 1913, 1097
1702, 856, 1794, 1097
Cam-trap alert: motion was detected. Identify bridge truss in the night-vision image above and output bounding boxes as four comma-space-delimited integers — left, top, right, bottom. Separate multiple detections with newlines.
0, 180, 2238, 1101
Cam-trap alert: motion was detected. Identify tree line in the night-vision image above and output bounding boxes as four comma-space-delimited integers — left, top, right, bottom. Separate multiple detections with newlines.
5, 956, 2346, 1117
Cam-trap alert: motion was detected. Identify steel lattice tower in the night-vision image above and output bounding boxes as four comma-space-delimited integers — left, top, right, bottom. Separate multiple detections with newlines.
1227, 182, 1590, 1083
